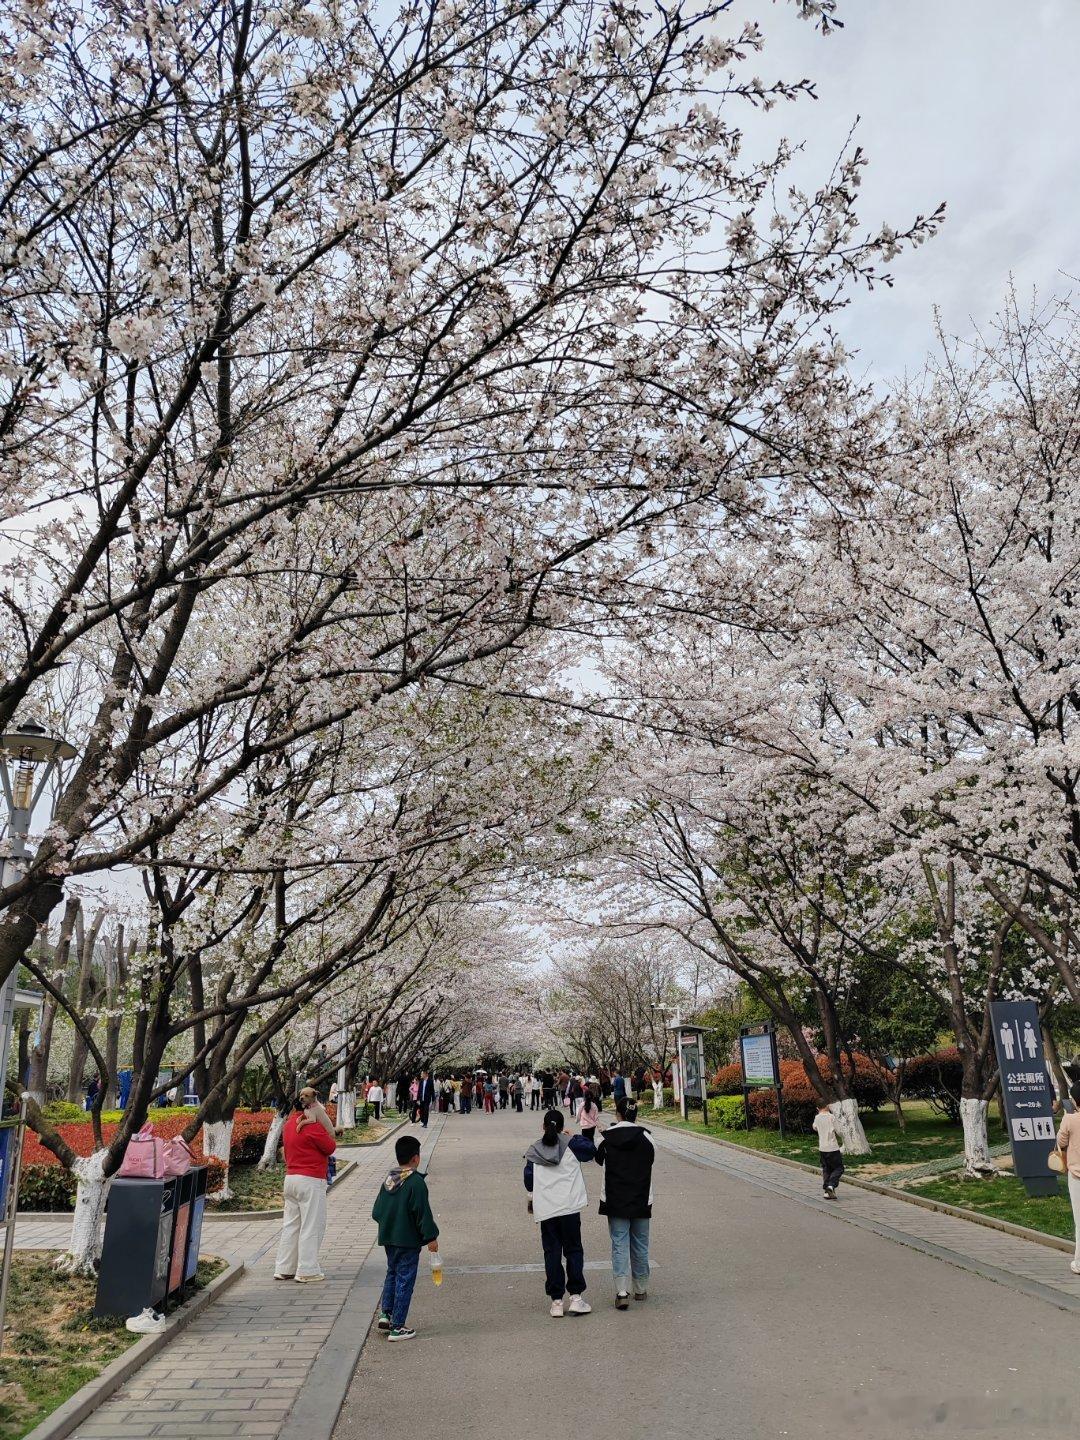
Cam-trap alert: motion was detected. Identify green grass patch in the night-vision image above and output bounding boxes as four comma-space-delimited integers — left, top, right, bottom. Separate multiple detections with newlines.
907, 1172, 1075, 1241
208, 1162, 286, 1212
339, 1116, 397, 1146
0, 1252, 222, 1440
649, 1101, 1006, 1175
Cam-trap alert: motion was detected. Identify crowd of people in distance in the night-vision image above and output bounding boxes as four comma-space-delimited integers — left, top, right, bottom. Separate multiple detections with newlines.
360, 1065, 667, 1129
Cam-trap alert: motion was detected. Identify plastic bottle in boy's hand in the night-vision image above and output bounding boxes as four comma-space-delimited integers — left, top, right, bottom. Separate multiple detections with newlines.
428, 1246, 443, 1285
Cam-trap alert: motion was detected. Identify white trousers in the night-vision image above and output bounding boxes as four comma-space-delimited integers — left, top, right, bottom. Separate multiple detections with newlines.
275, 1174, 328, 1279
1069, 1172, 1080, 1262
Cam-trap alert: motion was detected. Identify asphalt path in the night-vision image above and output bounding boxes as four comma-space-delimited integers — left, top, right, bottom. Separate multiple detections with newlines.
333, 1107, 1079, 1440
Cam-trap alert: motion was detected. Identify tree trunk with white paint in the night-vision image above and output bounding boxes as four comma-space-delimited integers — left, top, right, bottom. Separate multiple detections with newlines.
204, 1119, 234, 1200
830, 1097, 871, 1155
338, 1091, 356, 1129
256, 1113, 285, 1171
960, 1097, 997, 1177
56, 1150, 110, 1275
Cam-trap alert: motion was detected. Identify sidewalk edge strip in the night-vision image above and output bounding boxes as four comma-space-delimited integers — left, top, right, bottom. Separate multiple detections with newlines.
649, 1118, 1074, 1255
277, 1113, 443, 1440
20, 1259, 246, 1440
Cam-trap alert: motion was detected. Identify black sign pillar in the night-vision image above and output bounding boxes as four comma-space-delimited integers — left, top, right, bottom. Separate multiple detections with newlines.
990, 999, 1058, 1198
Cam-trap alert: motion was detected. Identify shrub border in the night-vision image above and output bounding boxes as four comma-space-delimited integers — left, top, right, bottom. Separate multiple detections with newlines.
19, 1258, 245, 1440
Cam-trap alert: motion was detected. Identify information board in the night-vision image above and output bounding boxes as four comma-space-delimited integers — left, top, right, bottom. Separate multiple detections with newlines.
681, 1040, 703, 1099
740, 1032, 778, 1089
990, 999, 1057, 1194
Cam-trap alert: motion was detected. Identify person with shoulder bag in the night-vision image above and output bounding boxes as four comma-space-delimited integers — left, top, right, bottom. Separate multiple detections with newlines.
1055, 1080, 1080, 1275
274, 1087, 337, 1283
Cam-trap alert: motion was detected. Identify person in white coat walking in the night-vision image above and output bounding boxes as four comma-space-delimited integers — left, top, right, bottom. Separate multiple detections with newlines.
523, 1109, 597, 1317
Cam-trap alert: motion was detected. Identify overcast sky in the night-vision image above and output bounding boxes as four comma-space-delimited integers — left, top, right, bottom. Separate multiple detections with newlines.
742, 0, 1080, 383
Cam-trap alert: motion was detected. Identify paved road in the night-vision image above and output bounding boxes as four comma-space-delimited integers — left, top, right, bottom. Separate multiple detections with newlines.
334, 1108, 1079, 1440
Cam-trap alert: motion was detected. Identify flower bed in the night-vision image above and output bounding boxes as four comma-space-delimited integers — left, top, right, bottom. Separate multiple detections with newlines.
19, 1110, 276, 1211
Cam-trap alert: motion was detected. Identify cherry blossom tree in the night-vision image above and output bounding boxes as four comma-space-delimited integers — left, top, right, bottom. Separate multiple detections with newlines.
1, 0, 941, 998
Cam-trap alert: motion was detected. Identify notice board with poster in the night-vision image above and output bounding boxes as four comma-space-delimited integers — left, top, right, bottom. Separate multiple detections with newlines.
740, 1032, 779, 1089
990, 999, 1058, 1196
681, 1040, 703, 1100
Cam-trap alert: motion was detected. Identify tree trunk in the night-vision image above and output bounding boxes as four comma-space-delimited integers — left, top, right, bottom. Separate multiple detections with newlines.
16, 1009, 30, 1087
338, 1091, 357, 1129
56, 1150, 111, 1275
256, 1113, 285, 1171
204, 1119, 235, 1201
960, 1096, 997, 1177
830, 1097, 871, 1155
27, 995, 57, 1107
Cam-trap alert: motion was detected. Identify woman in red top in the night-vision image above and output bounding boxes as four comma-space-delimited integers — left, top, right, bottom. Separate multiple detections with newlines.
274, 1087, 337, 1283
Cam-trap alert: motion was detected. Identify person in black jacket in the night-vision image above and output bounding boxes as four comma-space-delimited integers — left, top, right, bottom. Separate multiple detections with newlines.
417, 1070, 437, 1128
594, 1098, 655, 1309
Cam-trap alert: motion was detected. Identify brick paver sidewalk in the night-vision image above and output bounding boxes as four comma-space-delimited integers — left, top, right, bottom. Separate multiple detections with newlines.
61, 1115, 446, 1439
653, 1124, 1080, 1312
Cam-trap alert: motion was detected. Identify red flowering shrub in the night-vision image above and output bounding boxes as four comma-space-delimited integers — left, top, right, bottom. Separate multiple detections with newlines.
711, 1052, 888, 1133
713, 1064, 743, 1095
205, 1157, 228, 1194
23, 1109, 276, 1170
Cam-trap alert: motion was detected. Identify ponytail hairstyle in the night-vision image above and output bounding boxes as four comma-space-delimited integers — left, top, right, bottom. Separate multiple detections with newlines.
541, 1108, 565, 1147
615, 1096, 638, 1123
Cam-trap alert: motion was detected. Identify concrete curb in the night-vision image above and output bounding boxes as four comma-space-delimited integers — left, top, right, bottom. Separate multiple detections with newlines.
649, 1118, 1074, 1256
20, 1259, 245, 1440
277, 1113, 443, 1440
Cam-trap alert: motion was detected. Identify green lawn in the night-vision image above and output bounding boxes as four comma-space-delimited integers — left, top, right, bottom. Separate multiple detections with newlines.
0, 1253, 222, 1440
908, 1172, 1075, 1241
649, 1102, 1006, 1176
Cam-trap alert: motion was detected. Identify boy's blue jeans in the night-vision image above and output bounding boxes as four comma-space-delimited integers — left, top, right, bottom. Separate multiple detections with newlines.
380, 1245, 421, 1328
607, 1216, 650, 1295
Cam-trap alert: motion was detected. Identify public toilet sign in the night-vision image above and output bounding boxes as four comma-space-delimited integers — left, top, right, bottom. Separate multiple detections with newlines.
740, 1031, 779, 1089
989, 999, 1058, 1197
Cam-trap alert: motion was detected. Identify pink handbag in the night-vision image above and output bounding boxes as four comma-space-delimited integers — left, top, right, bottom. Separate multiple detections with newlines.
117, 1124, 166, 1179
163, 1135, 196, 1177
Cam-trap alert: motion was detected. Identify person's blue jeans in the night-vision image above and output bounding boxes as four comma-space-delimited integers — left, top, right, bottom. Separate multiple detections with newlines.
607, 1216, 650, 1295
380, 1245, 421, 1329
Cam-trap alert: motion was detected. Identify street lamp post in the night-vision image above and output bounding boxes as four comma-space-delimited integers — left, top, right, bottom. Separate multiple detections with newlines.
0, 720, 77, 1087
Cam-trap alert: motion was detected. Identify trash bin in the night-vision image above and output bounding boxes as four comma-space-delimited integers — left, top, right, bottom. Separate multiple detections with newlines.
94, 1176, 179, 1318
182, 1167, 209, 1286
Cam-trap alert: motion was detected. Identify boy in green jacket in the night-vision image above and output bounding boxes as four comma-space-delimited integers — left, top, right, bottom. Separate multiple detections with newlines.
372, 1134, 440, 1341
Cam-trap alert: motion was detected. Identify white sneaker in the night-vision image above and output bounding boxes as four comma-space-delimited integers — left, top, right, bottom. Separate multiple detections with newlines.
549, 1298, 565, 1318
1070, 1261, 1080, 1275
125, 1307, 166, 1334
567, 1295, 591, 1315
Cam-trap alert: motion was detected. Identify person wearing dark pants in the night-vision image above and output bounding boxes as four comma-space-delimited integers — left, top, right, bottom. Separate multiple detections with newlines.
540, 1214, 585, 1304
523, 1109, 596, 1318
417, 1070, 436, 1129
813, 1103, 845, 1199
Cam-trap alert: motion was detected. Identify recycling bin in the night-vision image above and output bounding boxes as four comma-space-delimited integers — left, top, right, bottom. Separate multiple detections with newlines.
182, 1166, 209, 1285
94, 1176, 179, 1318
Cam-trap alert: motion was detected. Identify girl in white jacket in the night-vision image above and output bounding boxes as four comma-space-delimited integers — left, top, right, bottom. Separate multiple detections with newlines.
523, 1110, 597, 1317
